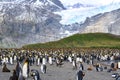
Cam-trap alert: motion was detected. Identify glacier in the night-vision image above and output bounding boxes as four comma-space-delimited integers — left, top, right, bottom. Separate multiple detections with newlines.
55, 0, 120, 24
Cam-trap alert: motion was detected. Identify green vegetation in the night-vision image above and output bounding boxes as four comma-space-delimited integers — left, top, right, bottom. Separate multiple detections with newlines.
22, 33, 120, 49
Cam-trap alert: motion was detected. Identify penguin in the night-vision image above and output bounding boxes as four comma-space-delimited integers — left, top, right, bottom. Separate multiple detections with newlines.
22, 58, 30, 78
68, 56, 72, 63
118, 62, 120, 69
31, 69, 41, 80
9, 70, 18, 80
2, 56, 6, 65
79, 62, 84, 71
76, 56, 80, 63
79, 58, 83, 63
15, 61, 22, 78
5, 56, 9, 63
14, 61, 25, 80
0, 56, 2, 65
14, 55, 17, 61
36, 56, 40, 66
2, 62, 10, 72
42, 57, 46, 65
72, 59, 77, 70
41, 64, 47, 74
48, 56, 53, 65
18, 70, 25, 80
76, 69, 85, 80
10, 55, 13, 65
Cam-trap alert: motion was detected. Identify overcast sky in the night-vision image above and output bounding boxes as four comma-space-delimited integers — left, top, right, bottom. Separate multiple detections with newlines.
60, 0, 120, 7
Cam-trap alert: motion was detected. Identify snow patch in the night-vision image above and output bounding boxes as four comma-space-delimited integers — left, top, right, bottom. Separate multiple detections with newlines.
47, 0, 63, 10
34, 0, 43, 5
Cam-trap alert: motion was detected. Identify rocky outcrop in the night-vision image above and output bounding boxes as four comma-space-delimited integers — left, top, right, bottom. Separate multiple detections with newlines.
80, 9, 120, 35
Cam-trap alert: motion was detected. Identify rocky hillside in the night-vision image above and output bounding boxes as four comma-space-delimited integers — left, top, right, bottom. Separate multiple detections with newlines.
80, 8, 120, 35
0, 0, 65, 48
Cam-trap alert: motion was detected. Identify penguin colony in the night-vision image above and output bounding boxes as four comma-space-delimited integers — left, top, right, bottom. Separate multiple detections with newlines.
0, 48, 120, 80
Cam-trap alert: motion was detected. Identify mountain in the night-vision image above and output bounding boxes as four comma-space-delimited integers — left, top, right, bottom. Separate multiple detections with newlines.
80, 8, 120, 35
0, 0, 120, 48
22, 33, 120, 49
56, 0, 120, 24
0, 0, 66, 48
0, 0, 65, 11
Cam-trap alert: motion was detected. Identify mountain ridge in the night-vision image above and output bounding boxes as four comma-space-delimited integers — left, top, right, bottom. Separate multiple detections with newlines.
79, 8, 120, 35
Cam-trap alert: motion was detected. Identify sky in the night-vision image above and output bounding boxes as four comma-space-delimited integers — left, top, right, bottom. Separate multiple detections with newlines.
60, 0, 120, 7
55, 0, 120, 24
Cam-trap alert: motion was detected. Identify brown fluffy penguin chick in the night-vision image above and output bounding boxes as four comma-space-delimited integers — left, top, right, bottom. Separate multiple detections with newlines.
9, 70, 18, 80
2, 62, 10, 72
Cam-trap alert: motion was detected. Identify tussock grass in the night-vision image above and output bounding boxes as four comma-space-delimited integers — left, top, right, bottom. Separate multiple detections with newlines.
22, 33, 120, 49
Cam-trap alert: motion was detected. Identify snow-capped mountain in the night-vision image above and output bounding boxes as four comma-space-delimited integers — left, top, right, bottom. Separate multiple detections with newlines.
57, 0, 120, 35
0, 0, 65, 11
56, 0, 120, 24
0, 0, 66, 48
0, 0, 120, 48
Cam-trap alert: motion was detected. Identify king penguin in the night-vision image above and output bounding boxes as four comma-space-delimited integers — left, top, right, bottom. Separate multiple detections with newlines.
15, 61, 22, 78
41, 64, 47, 74
18, 70, 25, 80
10, 55, 13, 65
31, 69, 41, 80
22, 58, 30, 79
15, 61, 25, 80
76, 69, 84, 80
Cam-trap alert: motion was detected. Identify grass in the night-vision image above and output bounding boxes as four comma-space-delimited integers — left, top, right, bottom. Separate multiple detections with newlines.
22, 33, 120, 49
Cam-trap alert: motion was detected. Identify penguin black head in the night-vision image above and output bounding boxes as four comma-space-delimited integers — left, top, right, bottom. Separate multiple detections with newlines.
24, 57, 29, 63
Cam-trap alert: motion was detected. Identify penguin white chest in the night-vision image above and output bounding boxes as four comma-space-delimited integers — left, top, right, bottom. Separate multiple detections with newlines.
22, 62, 28, 78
